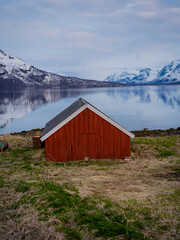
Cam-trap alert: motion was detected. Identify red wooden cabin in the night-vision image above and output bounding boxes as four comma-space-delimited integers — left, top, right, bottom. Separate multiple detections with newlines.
40, 98, 135, 162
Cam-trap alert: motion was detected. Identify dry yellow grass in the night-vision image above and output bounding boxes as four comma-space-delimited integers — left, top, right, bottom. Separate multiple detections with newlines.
0, 134, 179, 240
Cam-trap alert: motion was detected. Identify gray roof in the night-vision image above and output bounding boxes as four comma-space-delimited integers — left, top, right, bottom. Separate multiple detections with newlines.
41, 98, 88, 138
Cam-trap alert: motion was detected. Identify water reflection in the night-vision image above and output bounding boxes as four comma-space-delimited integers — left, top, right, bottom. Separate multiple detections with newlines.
106, 86, 180, 107
0, 88, 95, 130
0, 85, 179, 133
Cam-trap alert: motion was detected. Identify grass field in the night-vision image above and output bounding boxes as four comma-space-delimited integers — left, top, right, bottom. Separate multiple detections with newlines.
0, 134, 179, 240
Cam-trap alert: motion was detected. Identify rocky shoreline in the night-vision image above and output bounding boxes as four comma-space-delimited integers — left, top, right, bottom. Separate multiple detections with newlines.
132, 127, 180, 137
8, 127, 180, 137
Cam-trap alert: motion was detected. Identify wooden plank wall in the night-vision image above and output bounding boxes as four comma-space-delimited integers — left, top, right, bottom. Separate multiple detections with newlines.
45, 108, 130, 162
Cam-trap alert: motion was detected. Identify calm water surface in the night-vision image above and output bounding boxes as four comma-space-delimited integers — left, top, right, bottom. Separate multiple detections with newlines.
0, 85, 180, 134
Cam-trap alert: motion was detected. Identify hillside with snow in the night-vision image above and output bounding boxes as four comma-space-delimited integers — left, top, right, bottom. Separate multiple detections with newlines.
1, 49, 179, 88
0, 49, 124, 89
151, 60, 180, 84
105, 60, 180, 85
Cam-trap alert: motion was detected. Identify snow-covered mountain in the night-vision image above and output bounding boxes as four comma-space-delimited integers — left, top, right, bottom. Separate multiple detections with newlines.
105, 68, 159, 84
0, 49, 124, 89
105, 60, 180, 85
151, 60, 180, 84
1, 49, 179, 87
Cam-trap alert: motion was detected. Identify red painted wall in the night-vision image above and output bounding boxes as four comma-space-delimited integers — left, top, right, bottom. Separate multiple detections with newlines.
45, 108, 130, 162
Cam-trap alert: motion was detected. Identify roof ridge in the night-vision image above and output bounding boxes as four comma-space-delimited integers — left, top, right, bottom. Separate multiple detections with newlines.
78, 97, 88, 104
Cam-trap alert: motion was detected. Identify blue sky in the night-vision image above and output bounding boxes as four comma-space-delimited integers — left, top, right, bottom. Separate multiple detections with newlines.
0, 0, 180, 80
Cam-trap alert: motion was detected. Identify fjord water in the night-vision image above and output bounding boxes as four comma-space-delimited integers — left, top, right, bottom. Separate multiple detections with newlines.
0, 85, 179, 134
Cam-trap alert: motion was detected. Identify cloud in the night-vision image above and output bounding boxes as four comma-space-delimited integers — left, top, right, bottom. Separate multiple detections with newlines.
0, 0, 180, 80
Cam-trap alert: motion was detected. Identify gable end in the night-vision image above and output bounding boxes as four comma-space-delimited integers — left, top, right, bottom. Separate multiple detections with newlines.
40, 102, 135, 141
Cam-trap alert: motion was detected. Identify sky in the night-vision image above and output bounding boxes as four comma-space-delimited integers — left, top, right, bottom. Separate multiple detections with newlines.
0, 0, 180, 80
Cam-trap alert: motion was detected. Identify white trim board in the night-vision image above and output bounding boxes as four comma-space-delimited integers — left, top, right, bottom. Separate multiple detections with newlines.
40, 103, 135, 141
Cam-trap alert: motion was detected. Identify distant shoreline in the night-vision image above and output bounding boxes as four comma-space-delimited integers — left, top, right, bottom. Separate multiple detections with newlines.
132, 127, 180, 137
0, 82, 180, 91
4, 127, 180, 138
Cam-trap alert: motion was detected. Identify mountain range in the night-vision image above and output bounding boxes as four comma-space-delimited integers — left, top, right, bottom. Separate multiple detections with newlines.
105, 60, 180, 85
1, 49, 179, 88
0, 49, 123, 90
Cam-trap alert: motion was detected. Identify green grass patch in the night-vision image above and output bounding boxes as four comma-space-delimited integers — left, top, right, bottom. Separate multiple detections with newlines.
10, 180, 146, 239
29, 181, 146, 240
74, 208, 145, 239
58, 226, 82, 240
15, 180, 32, 192
0, 175, 4, 188
132, 136, 178, 158
155, 148, 174, 158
